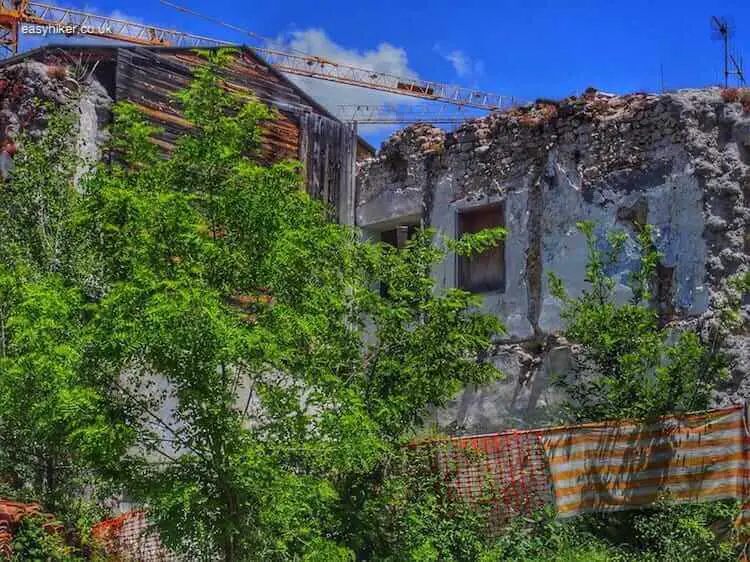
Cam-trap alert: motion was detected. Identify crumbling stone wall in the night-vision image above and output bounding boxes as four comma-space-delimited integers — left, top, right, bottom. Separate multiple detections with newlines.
0, 60, 112, 179
356, 88, 750, 432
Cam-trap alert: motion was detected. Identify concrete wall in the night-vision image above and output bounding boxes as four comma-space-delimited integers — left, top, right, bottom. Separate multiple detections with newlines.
356, 89, 750, 432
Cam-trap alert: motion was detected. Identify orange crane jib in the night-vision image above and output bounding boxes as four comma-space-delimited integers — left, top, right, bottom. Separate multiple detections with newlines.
0, 0, 512, 112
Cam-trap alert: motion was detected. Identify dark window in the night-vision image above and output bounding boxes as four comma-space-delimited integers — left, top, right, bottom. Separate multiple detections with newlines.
458, 205, 505, 293
380, 225, 417, 249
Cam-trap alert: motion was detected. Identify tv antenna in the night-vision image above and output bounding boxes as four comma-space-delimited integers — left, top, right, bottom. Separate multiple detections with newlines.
711, 16, 746, 87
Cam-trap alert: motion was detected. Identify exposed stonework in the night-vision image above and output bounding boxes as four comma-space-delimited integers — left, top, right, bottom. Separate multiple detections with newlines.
0, 60, 112, 180
357, 88, 750, 432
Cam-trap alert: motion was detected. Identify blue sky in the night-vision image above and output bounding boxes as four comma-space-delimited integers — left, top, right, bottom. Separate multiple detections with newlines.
18, 0, 750, 146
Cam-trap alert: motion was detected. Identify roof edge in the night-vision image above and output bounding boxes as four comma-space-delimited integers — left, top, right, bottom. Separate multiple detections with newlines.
0, 43, 375, 155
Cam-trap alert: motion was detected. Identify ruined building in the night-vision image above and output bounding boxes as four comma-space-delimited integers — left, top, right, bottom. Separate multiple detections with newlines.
356, 89, 750, 432
1, 44, 748, 435
0, 44, 373, 220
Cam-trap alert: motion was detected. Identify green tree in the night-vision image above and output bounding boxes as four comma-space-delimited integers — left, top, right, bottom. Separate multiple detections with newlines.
549, 221, 731, 422
65, 49, 504, 560
0, 104, 126, 516
0, 107, 79, 274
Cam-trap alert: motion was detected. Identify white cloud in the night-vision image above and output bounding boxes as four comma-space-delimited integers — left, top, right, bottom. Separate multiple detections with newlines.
283, 29, 415, 78
445, 50, 470, 77
434, 44, 485, 79
274, 29, 424, 134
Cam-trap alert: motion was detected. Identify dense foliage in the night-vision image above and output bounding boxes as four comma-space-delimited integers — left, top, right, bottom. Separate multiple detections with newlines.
0, 50, 504, 560
0, 49, 747, 561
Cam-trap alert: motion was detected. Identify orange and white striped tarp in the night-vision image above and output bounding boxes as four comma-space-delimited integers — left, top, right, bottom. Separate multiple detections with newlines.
95, 406, 750, 555
540, 404, 750, 518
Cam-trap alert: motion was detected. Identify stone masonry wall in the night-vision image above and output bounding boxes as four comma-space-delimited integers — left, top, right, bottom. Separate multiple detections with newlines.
0, 60, 112, 180
356, 88, 750, 433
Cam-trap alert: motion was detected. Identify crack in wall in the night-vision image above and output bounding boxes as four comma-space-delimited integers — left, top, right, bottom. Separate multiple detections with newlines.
421, 153, 441, 227
525, 165, 545, 337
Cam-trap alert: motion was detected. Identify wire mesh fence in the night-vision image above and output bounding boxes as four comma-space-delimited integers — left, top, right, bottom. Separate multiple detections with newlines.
91, 406, 750, 555
421, 430, 553, 536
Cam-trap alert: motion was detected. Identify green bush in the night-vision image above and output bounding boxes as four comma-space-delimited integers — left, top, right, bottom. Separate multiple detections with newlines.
11, 516, 81, 562
481, 512, 628, 562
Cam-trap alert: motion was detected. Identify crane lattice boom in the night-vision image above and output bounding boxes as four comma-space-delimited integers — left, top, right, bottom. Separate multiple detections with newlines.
260, 49, 510, 111
0, 0, 513, 112
335, 103, 485, 124
0, 0, 229, 51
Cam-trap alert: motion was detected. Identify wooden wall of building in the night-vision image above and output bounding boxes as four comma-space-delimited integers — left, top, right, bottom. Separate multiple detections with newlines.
18, 45, 369, 222
114, 47, 307, 163
299, 113, 357, 223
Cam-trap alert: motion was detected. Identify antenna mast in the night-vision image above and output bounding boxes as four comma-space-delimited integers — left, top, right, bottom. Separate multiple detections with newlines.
711, 16, 746, 87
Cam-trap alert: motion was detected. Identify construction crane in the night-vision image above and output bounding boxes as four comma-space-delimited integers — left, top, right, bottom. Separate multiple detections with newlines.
0, 1, 229, 53
0, 0, 513, 114
335, 103, 484, 125
159, 0, 515, 113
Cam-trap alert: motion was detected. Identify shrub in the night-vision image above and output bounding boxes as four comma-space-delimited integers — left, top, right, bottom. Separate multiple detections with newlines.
720, 87, 750, 114
549, 222, 728, 421
740, 90, 750, 114
10, 516, 80, 562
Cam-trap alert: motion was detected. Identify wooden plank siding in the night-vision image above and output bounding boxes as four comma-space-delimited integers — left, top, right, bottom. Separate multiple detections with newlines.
11, 45, 373, 222
114, 47, 302, 164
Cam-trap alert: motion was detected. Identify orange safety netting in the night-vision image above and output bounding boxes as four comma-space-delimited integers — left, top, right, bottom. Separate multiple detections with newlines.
419, 430, 553, 535
91, 405, 750, 554
420, 404, 750, 536
92, 510, 180, 561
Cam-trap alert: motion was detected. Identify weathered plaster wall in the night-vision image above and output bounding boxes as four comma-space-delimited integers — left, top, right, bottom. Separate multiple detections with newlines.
356, 89, 750, 432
